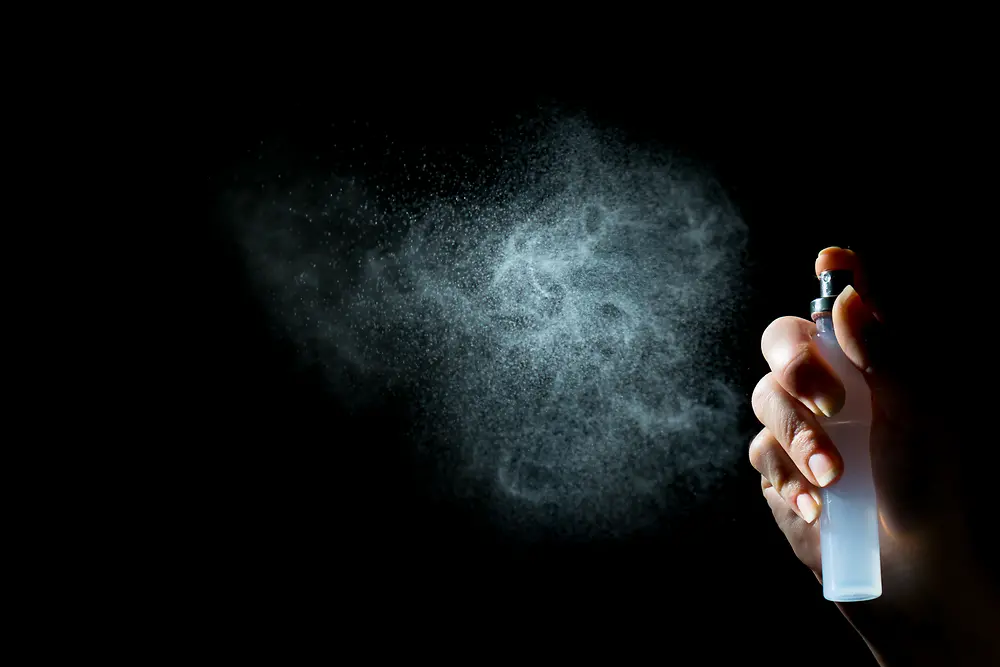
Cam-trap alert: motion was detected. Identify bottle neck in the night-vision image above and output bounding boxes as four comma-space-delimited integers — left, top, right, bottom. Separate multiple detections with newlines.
813, 312, 833, 334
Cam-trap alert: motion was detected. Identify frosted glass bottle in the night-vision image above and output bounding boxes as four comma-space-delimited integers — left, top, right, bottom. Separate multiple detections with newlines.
813, 313, 882, 601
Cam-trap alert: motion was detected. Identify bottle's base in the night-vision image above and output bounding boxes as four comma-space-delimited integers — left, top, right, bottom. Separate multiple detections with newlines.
823, 587, 882, 602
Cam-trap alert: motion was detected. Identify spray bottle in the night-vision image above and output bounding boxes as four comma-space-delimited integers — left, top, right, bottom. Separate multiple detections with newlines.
810, 269, 882, 601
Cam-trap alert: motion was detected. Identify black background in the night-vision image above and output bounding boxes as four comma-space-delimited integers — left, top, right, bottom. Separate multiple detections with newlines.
174, 64, 989, 662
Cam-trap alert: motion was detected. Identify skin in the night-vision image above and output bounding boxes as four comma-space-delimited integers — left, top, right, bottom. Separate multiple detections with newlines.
749, 248, 1000, 666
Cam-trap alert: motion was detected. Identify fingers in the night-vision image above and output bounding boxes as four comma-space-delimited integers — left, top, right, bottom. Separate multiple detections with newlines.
815, 246, 866, 296
761, 316, 845, 417
751, 373, 843, 488
763, 481, 802, 534
762, 477, 822, 575
751, 429, 823, 523
816, 247, 888, 379
832, 285, 881, 375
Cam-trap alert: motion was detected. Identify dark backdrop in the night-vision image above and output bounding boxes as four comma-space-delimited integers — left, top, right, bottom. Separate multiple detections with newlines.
173, 72, 988, 663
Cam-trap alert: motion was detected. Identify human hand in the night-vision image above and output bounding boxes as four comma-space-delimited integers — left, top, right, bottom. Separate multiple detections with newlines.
749, 247, 1000, 666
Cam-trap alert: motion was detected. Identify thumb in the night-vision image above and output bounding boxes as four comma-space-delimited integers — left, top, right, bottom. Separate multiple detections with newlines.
831, 284, 894, 384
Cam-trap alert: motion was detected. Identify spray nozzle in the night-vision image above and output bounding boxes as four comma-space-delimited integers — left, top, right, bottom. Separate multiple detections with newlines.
810, 269, 855, 319
819, 269, 854, 297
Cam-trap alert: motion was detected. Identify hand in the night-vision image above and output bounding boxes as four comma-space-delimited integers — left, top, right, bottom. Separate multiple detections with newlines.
749, 247, 1000, 666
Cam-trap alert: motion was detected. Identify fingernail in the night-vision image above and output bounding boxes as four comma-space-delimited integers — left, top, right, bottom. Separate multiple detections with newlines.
813, 392, 844, 418
796, 493, 819, 523
808, 453, 839, 487
843, 284, 876, 321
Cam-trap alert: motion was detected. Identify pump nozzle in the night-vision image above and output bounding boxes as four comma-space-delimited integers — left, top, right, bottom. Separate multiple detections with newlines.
811, 269, 854, 319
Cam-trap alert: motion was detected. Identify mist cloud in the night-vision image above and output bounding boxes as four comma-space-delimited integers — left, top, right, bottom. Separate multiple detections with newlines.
230, 117, 749, 538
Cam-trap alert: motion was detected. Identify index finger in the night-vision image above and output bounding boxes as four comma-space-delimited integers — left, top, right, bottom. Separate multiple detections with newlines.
761, 316, 845, 418
815, 246, 867, 297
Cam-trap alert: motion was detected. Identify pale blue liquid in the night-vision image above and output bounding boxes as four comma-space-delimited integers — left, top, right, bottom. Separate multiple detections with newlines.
814, 315, 882, 602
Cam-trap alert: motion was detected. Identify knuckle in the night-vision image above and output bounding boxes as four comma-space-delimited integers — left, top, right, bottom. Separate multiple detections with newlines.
788, 420, 819, 457
760, 316, 792, 354
766, 457, 791, 496
751, 374, 777, 419
748, 430, 769, 468
760, 319, 779, 354
777, 477, 806, 504
749, 433, 788, 492
777, 342, 813, 392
